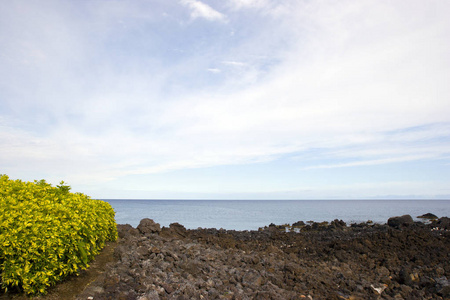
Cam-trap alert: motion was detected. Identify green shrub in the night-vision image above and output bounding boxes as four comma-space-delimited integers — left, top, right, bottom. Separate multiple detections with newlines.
0, 175, 118, 294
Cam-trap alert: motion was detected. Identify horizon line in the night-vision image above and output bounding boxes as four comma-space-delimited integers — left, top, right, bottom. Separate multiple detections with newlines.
100, 198, 450, 201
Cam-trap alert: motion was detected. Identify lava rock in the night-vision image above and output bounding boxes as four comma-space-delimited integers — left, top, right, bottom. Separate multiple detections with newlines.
137, 218, 161, 235
387, 215, 414, 228
330, 219, 347, 229
433, 217, 450, 230
117, 224, 140, 239
417, 213, 438, 220
292, 221, 305, 227
74, 216, 450, 300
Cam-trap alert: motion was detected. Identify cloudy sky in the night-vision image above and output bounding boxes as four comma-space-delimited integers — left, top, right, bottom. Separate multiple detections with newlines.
1, 0, 449, 199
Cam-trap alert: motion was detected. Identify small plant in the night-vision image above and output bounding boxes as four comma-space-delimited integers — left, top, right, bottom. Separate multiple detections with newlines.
0, 175, 117, 294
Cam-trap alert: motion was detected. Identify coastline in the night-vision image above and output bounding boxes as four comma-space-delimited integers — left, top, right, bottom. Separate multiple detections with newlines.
106, 199, 450, 231
79, 215, 449, 299
3, 216, 449, 299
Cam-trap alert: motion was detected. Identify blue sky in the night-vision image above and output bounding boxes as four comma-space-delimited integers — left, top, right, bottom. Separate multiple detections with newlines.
1, 0, 449, 199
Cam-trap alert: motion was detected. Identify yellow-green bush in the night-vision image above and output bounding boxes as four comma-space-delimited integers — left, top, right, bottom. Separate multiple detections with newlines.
0, 175, 117, 294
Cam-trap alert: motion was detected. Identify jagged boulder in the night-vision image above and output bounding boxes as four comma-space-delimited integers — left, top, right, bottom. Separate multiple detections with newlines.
330, 219, 347, 230
292, 221, 305, 227
117, 224, 140, 239
433, 217, 450, 230
161, 222, 188, 238
137, 218, 161, 235
388, 215, 414, 228
418, 213, 438, 220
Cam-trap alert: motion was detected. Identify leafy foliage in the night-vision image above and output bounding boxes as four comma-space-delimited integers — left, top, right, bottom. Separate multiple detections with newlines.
0, 175, 117, 294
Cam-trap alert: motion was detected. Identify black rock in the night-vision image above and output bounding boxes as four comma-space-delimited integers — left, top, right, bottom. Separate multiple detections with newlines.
117, 224, 140, 239
330, 219, 346, 229
417, 213, 438, 220
387, 215, 414, 228
161, 222, 188, 238
398, 268, 413, 285
137, 218, 161, 234
433, 217, 450, 230
292, 221, 305, 227
73, 215, 450, 300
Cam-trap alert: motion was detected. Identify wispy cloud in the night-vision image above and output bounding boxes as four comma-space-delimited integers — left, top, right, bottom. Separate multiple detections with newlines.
303, 155, 438, 170
180, 0, 227, 22
222, 60, 246, 66
229, 0, 269, 9
227, 0, 287, 17
0, 0, 449, 198
207, 68, 221, 73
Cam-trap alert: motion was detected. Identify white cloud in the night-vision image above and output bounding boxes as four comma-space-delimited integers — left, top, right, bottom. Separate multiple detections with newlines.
207, 68, 221, 73
228, 0, 269, 9
303, 155, 438, 170
1, 0, 449, 198
227, 0, 287, 17
222, 60, 246, 67
180, 0, 227, 22
287, 181, 448, 200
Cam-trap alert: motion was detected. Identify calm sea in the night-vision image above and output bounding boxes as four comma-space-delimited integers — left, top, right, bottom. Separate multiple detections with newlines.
104, 200, 450, 231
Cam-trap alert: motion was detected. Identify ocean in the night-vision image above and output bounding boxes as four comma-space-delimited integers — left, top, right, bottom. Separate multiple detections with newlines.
104, 199, 450, 231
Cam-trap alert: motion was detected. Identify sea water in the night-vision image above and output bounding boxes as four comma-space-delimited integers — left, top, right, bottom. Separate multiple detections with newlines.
104, 200, 450, 231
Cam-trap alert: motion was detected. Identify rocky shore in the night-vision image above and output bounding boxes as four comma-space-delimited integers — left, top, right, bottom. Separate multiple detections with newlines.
71, 215, 450, 300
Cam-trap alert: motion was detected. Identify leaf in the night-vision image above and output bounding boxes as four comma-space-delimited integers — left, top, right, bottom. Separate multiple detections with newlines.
77, 240, 88, 265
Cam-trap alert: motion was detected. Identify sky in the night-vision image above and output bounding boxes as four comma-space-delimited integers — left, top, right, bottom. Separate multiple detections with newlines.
1, 0, 449, 200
